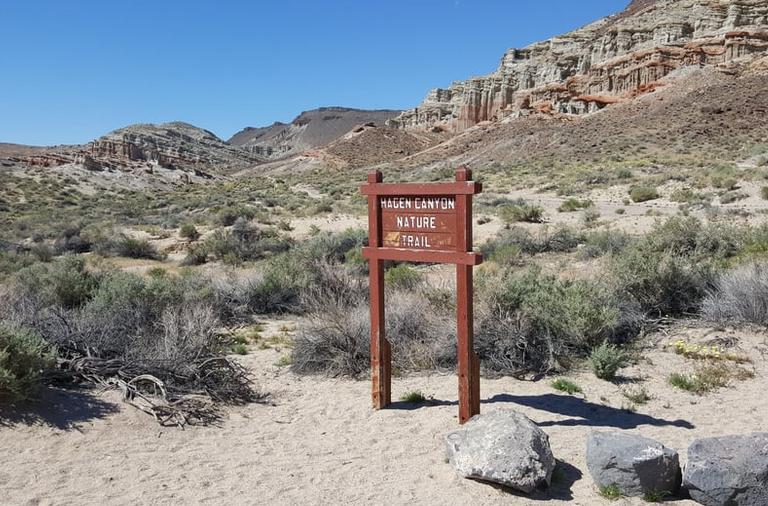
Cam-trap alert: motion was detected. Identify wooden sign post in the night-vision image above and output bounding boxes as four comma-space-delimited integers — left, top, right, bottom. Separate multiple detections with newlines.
361, 166, 483, 424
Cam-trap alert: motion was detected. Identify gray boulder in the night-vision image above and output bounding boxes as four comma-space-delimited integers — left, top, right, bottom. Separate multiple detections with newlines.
683, 433, 768, 506
586, 431, 681, 498
445, 410, 555, 493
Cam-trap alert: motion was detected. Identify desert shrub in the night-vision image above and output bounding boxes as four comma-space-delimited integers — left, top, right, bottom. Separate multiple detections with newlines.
179, 223, 200, 241
668, 362, 750, 395
13, 255, 98, 309
609, 246, 710, 317
558, 198, 593, 212
498, 200, 544, 223
482, 226, 583, 258
720, 191, 747, 205
182, 243, 209, 266
711, 176, 737, 190
606, 217, 743, 317
0, 266, 260, 419
629, 186, 659, 203
670, 188, 707, 204
114, 236, 163, 259
196, 219, 292, 265
0, 251, 39, 279
0, 323, 55, 400
218, 205, 257, 226
551, 377, 582, 394
599, 484, 623, 500
761, 186, 768, 200
476, 268, 619, 375
580, 229, 632, 259
53, 226, 92, 254
581, 207, 601, 227
292, 277, 454, 377
702, 262, 768, 325
400, 390, 426, 403
384, 265, 422, 289
589, 341, 628, 380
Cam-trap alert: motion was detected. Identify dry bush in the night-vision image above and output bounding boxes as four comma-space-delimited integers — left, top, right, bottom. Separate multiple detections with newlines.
0, 259, 262, 424
702, 262, 768, 325
291, 267, 454, 377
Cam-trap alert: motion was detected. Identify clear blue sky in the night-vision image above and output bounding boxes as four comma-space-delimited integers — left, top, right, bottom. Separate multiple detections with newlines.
0, 0, 628, 146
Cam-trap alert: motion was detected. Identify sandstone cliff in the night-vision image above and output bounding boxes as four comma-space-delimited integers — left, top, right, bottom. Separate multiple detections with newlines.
390, 0, 768, 132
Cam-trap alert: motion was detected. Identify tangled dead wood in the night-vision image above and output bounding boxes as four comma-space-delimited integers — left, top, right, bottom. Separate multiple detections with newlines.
53, 345, 263, 427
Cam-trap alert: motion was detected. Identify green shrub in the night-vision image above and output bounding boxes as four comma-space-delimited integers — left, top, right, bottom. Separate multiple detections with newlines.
581, 229, 632, 259
15, 255, 98, 309
558, 198, 593, 213
0, 324, 55, 400
610, 247, 709, 317
385, 265, 422, 289
551, 377, 582, 395
198, 220, 292, 265
218, 205, 257, 226
179, 223, 200, 241
761, 186, 768, 200
711, 176, 737, 190
629, 186, 659, 203
599, 484, 623, 500
399, 390, 426, 403
498, 202, 544, 223
589, 341, 628, 381
114, 236, 163, 259
477, 268, 620, 374
622, 385, 651, 404
53, 227, 92, 254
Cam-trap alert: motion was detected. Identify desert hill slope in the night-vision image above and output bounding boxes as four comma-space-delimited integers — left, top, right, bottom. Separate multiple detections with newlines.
228, 107, 400, 160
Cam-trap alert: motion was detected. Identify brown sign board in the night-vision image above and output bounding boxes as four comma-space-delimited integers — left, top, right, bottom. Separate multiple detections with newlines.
361, 167, 483, 424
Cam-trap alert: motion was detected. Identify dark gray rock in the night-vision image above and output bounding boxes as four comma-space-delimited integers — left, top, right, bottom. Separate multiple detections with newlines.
445, 410, 555, 493
683, 433, 768, 506
586, 431, 681, 498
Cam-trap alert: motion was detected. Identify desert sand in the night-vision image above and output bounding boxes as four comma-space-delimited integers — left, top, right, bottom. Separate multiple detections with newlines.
1, 322, 766, 506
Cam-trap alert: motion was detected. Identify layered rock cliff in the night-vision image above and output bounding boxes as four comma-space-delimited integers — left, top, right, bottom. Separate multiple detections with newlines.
86, 122, 263, 171
390, 0, 768, 131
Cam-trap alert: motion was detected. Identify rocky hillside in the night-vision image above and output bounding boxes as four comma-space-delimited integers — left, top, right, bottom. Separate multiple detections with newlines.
86, 122, 263, 171
2, 122, 264, 182
390, 0, 768, 132
395, 62, 768, 174
228, 107, 400, 160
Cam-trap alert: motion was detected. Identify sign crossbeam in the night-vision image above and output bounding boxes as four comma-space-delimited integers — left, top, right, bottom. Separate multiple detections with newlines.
361, 166, 483, 424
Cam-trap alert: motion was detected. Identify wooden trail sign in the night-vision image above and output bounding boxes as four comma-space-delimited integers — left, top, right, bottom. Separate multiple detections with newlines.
361, 166, 483, 424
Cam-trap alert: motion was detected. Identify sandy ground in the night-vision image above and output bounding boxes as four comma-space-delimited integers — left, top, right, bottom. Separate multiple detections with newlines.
1, 323, 767, 506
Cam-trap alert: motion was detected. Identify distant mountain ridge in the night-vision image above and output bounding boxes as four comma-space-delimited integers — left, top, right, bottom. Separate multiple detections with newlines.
228, 107, 400, 160
1, 107, 401, 180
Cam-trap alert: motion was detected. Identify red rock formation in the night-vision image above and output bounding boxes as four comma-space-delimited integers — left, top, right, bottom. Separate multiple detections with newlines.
390, 0, 768, 132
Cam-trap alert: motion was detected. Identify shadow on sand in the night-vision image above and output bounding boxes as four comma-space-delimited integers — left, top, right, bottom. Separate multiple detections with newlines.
0, 386, 119, 430
388, 392, 694, 430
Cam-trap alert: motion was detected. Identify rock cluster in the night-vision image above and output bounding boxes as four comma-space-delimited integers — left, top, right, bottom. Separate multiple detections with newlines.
390, 0, 768, 132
